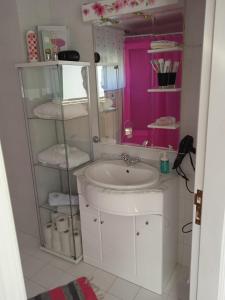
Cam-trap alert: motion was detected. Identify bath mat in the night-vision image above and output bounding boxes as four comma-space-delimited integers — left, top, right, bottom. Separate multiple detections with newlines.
29, 277, 99, 300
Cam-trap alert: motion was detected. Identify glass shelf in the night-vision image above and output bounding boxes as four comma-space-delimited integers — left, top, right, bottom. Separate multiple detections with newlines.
40, 202, 79, 217
34, 161, 91, 171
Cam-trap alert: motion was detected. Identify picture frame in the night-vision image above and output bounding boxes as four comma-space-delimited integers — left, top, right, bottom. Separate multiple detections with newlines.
37, 25, 69, 61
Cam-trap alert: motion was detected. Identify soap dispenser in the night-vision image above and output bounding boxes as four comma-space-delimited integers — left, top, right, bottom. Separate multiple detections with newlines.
160, 152, 170, 174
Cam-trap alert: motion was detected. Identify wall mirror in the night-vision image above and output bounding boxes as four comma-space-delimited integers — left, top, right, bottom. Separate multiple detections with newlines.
93, 4, 184, 151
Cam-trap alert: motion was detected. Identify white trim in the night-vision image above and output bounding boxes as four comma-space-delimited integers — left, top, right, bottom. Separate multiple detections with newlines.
15, 60, 90, 68
0, 142, 27, 300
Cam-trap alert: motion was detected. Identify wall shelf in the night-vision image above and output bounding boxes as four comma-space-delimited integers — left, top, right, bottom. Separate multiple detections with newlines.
147, 46, 183, 54
16, 60, 90, 68
147, 122, 180, 130
147, 88, 181, 93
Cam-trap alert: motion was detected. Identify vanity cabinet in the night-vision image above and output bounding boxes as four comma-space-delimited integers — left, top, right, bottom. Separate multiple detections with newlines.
77, 175, 178, 294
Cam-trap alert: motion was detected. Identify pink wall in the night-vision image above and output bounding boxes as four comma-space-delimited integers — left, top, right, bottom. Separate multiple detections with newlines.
122, 33, 183, 150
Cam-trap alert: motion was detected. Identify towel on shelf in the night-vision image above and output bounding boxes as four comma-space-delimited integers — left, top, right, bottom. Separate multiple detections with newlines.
155, 116, 176, 126
150, 40, 178, 49
99, 97, 114, 112
38, 144, 90, 169
33, 101, 88, 120
48, 192, 79, 206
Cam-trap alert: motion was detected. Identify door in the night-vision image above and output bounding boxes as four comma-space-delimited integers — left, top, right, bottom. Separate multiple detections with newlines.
100, 212, 136, 277
189, 0, 216, 299
136, 214, 163, 294
193, 0, 225, 299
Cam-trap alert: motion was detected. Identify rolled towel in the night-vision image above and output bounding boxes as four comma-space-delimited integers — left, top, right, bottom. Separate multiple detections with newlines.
48, 192, 79, 206
33, 101, 88, 120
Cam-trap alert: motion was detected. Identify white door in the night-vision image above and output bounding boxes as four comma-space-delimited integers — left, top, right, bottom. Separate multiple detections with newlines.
100, 212, 136, 277
136, 214, 163, 294
190, 0, 225, 299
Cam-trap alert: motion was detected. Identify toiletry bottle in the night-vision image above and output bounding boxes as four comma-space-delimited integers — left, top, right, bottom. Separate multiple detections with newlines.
160, 152, 170, 174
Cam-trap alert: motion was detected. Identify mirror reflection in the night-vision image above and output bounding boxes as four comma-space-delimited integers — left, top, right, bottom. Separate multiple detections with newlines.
94, 7, 183, 150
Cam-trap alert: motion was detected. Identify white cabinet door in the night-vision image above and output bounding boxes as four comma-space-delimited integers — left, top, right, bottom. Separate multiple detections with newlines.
136, 215, 163, 294
100, 212, 136, 277
79, 196, 101, 265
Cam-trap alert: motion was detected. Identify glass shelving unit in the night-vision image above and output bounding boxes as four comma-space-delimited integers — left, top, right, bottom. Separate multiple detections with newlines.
16, 61, 93, 263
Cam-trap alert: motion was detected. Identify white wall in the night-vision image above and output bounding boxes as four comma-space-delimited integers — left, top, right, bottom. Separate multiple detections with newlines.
0, 0, 39, 237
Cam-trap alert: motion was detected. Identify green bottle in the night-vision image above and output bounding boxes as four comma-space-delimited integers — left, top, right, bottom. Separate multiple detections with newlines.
160, 152, 170, 174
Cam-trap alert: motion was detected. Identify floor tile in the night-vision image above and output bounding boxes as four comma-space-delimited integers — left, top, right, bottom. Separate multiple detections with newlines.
21, 255, 47, 278
24, 278, 46, 298
134, 288, 168, 300
66, 261, 96, 279
109, 277, 140, 300
91, 268, 116, 292
103, 293, 121, 300
50, 256, 75, 272
31, 264, 75, 290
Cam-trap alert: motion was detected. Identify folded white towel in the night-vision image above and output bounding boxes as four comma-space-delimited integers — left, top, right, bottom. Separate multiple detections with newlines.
99, 98, 114, 112
155, 116, 176, 126
48, 192, 79, 206
38, 144, 90, 169
150, 40, 178, 49
33, 101, 88, 120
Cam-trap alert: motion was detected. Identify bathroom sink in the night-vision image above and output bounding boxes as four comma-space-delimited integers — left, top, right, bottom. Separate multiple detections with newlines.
84, 160, 159, 190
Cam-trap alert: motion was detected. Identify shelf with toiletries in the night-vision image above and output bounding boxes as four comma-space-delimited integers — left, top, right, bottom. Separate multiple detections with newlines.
16, 62, 93, 263
147, 88, 181, 93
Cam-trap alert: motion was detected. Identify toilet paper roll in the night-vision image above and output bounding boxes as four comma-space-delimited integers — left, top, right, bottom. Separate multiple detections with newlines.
51, 211, 61, 224
60, 230, 71, 257
52, 228, 61, 253
70, 230, 82, 259
56, 216, 68, 232
43, 222, 53, 250
68, 215, 81, 230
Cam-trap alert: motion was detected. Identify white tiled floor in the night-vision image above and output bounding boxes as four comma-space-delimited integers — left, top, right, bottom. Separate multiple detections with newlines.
18, 231, 189, 300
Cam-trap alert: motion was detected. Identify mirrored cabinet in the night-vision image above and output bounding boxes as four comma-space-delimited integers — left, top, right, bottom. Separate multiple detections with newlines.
16, 61, 93, 262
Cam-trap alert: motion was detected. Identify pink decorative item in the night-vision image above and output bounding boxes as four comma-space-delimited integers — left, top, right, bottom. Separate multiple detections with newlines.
82, 0, 158, 21
26, 30, 39, 62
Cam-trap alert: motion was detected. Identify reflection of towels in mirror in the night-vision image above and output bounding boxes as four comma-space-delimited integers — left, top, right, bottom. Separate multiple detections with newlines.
38, 144, 90, 169
155, 116, 176, 126
99, 97, 113, 112
33, 101, 88, 120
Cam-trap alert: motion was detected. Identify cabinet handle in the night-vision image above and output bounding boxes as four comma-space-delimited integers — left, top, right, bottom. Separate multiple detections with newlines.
85, 204, 89, 208
93, 218, 97, 222
145, 221, 149, 225
100, 221, 104, 224
136, 232, 140, 236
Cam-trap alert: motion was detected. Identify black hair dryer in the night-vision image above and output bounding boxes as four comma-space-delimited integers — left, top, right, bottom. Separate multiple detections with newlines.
172, 135, 196, 170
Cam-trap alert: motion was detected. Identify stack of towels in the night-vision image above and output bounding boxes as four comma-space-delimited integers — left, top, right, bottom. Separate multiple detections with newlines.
150, 40, 178, 50
38, 144, 90, 169
33, 101, 88, 120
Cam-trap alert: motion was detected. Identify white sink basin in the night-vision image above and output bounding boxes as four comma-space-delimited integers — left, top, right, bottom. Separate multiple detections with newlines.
84, 160, 159, 190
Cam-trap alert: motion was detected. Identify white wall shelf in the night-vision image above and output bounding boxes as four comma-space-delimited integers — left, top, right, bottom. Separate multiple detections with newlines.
147, 46, 183, 54
147, 122, 180, 130
147, 88, 181, 93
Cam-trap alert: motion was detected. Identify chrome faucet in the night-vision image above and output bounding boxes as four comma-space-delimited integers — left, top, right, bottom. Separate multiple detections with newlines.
121, 153, 140, 166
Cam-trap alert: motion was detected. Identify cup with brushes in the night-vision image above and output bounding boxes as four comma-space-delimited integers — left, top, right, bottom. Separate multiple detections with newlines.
151, 59, 180, 88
